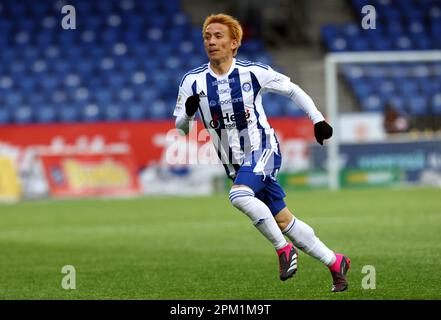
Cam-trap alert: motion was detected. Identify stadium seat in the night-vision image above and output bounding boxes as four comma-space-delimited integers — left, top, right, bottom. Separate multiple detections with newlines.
284, 102, 305, 117
0, 0, 305, 125
81, 103, 102, 122
58, 105, 80, 123
0, 108, 10, 124
13, 106, 33, 124
127, 104, 146, 121
431, 93, 441, 114
35, 105, 57, 123
103, 104, 125, 122
388, 95, 407, 114
360, 94, 384, 112
263, 94, 284, 117
321, 0, 441, 120
406, 96, 429, 115
149, 100, 170, 120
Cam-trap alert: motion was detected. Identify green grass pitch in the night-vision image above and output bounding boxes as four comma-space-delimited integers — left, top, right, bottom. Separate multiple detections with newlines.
0, 187, 440, 299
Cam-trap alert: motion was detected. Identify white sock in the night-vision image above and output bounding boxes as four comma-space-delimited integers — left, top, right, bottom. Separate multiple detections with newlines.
283, 217, 336, 266
229, 187, 288, 250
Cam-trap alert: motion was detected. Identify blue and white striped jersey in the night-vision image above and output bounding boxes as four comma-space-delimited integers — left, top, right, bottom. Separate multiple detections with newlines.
174, 58, 324, 178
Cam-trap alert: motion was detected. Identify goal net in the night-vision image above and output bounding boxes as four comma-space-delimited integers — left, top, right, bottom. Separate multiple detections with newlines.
322, 50, 441, 190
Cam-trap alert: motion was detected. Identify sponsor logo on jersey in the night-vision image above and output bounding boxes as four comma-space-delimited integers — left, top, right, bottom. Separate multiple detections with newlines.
209, 108, 252, 129
221, 96, 243, 105
216, 88, 232, 95
209, 96, 244, 107
211, 78, 235, 86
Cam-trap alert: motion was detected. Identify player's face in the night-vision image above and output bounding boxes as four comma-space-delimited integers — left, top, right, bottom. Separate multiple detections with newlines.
203, 23, 238, 63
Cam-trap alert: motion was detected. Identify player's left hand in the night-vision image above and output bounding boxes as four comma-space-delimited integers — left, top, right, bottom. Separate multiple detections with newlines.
314, 121, 333, 145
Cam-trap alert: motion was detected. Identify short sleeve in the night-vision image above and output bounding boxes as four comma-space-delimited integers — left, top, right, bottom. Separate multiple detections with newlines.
173, 76, 193, 117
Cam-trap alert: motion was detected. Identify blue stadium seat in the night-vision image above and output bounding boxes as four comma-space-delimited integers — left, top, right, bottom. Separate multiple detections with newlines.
389, 65, 409, 79
388, 95, 407, 114
149, 100, 169, 119
432, 93, 441, 114
350, 38, 370, 51
284, 102, 304, 117
162, 0, 181, 14
322, 0, 441, 118
360, 94, 384, 112
370, 37, 393, 51
0, 0, 292, 124
321, 25, 339, 42
93, 89, 114, 105
13, 106, 33, 124
328, 37, 349, 52
0, 108, 10, 124
366, 64, 387, 78
103, 104, 125, 122
4, 91, 24, 107
117, 87, 135, 104
27, 93, 46, 108
406, 96, 429, 115
35, 105, 57, 123
377, 80, 396, 100
81, 103, 102, 122
395, 36, 413, 50
19, 77, 37, 92
263, 94, 284, 117
58, 105, 80, 123
352, 82, 373, 100
127, 104, 146, 121
397, 80, 419, 95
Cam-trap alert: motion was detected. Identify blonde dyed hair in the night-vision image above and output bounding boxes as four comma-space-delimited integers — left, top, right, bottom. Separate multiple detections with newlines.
202, 13, 243, 56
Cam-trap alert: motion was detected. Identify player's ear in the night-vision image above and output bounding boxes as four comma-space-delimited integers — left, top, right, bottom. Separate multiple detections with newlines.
231, 39, 238, 52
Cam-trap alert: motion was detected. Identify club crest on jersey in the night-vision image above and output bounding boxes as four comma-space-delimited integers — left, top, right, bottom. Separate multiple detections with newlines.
242, 81, 252, 92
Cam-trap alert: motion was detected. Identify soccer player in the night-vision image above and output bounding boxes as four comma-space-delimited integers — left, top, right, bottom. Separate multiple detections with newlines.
173, 13, 350, 292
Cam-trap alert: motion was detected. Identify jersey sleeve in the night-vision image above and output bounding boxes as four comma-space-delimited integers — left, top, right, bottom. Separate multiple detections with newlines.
173, 75, 193, 117
259, 67, 293, 96
259, 67, 325, 124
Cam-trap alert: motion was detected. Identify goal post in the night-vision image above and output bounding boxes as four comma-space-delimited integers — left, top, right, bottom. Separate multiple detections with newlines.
325, 50, 441, 190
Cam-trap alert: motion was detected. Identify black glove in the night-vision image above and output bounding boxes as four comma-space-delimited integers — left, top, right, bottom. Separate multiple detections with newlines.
314, 121, 333, 145
185, 94, 200, 117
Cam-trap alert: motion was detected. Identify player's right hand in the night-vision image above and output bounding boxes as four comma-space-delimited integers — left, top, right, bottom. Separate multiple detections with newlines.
185, 94, 200, 117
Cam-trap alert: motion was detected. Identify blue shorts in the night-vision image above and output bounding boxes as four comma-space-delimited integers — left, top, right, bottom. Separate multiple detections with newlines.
233, 149, 287, 216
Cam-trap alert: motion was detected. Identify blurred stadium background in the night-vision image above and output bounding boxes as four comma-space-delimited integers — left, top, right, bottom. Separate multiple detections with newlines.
0, 0, 441, 300
0, 0, 440, 200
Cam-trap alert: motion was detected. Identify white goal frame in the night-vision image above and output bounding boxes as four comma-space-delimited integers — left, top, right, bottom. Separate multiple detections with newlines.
325, 50, 441, 190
